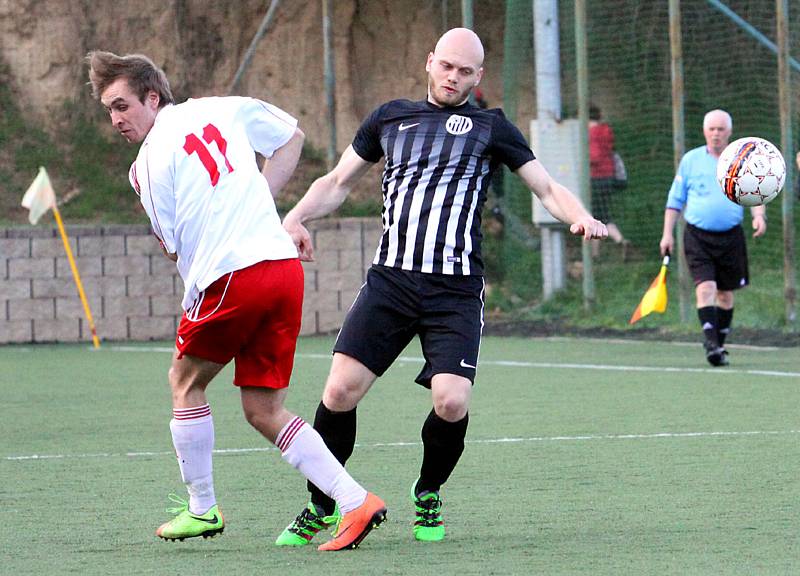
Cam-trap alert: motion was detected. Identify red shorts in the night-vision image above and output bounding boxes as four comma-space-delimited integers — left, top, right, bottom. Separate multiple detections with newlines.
176, 258, 303, 388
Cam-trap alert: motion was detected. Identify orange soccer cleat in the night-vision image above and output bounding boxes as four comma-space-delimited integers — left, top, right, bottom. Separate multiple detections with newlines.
317, 492, 387, 551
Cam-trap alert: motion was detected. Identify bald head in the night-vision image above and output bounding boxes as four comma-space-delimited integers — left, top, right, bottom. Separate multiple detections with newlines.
433, 28, 485, 68
426, 28, 485, 107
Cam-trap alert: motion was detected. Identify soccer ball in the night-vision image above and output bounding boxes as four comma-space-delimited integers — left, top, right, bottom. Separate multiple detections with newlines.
716, 137, 786, 206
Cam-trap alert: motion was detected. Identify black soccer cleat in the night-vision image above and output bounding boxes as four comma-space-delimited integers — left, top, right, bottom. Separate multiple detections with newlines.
704, 341, 728, 367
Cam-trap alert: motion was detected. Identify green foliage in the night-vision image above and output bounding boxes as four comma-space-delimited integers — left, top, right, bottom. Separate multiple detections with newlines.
60, 108, 141, 222
0, 91, 141, 225
0, 64, 68, 223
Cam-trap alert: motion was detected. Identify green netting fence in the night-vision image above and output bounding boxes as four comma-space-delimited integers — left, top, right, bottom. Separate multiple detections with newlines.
489, 0, 798, 333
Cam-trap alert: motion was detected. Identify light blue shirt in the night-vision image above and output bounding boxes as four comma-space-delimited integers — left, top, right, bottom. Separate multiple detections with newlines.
666, 145, 744, 231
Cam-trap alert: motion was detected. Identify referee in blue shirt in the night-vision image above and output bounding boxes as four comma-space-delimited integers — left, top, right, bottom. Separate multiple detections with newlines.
659, 109, 767, 366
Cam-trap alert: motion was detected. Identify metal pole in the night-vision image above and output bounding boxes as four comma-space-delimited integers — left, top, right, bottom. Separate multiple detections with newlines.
776, 0, 797, 327
461, 0, 473, 29
534, 0, 566, 299
228, 0, 281, 95
323, 0, 337, 171
668, 0, 690, 323
575, 0, 594, 309
441, 0, 448, 32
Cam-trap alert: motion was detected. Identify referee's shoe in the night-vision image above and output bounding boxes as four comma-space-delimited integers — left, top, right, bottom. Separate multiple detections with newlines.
704, 340, 729, 367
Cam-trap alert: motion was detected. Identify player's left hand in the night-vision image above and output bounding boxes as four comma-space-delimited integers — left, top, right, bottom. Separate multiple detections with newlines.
752, 213, 767, 238
570, 217, 608, 240
283, 219, 315, 261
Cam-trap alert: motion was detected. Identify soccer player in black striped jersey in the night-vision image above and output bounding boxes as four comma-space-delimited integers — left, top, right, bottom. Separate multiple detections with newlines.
280, 27, 607, 544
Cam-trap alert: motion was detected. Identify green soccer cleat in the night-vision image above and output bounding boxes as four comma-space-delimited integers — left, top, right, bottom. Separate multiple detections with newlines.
156, 494, 224, 541
275, 502, 341, 546
412, 482, 445, 542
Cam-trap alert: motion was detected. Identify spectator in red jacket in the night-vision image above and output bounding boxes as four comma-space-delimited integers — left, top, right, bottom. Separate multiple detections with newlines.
590, 104, 628, 255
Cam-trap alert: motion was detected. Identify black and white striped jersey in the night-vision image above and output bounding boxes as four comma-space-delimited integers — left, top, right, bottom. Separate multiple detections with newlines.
353, 99, 535, 276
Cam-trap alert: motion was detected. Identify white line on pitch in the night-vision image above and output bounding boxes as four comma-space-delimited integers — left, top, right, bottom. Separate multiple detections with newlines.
103, 347, 800, 378
5, 429, 800, 462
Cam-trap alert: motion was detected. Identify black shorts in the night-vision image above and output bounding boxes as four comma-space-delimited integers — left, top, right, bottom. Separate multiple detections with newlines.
333, 265, 485, 388
683, 223, 749, 291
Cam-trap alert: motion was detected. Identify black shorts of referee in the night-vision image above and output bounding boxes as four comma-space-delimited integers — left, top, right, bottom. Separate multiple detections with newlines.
683, 223, 749, 291
333, 265, 485, 388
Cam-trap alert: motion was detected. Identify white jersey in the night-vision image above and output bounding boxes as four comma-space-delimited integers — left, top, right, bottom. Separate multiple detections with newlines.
128, 97, 299, 311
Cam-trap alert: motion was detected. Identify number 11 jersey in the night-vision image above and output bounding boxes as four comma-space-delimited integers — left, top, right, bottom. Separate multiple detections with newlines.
129, 97, 299, 311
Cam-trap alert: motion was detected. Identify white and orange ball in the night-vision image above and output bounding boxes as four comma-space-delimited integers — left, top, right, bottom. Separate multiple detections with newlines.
716, 137, 785, 207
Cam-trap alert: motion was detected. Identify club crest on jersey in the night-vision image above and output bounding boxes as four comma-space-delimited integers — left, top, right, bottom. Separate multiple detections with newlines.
445, 114, 473, 135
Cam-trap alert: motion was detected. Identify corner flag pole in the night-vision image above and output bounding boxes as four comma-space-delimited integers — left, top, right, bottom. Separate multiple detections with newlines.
51, 204, 100, 349
21, 167, 100, 348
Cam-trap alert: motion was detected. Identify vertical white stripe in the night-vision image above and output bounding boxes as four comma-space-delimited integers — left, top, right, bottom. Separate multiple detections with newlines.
377, 132, 410, 267
442, 154, 478, 274
415, 135, 447, 272
380, 172, 411, 267
476, 277, 485, 369
400, 133, 433, 270
458, 161, 489, 275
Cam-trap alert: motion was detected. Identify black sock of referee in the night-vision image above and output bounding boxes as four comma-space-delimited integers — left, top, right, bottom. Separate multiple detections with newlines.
416, 409, 469, 495
717, 307, 734, 347
697, 306, 720, 348
308, 402, 357, 516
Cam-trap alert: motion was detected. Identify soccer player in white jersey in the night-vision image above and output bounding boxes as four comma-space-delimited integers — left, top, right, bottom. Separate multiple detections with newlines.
281, 28, 607, 544
87, 51, 386, 551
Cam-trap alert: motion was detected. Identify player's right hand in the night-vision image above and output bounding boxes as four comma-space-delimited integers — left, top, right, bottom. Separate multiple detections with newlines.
283, 220, 315, 261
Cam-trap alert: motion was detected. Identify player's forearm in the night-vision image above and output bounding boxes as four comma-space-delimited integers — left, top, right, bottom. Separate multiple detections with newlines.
285, 172, 350, 225
539, 182, 591, 226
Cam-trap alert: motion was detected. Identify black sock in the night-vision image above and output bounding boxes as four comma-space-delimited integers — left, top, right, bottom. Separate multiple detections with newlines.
697, 306, 719, 347
717, 307, 733, 347
416, 410, 469, 495
308, 402, 357, 515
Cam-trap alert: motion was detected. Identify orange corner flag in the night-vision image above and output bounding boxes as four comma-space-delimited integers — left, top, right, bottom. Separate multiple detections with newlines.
21, 167, 57, 225
629, 255, 670, 325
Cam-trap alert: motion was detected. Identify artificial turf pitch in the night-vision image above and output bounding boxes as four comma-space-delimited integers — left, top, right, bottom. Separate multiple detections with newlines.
2, 336, 798, 575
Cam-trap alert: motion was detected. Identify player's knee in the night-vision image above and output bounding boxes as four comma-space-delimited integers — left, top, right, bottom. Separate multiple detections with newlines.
717, 291, 734, 308
433, 395, 469, 422
168, 366, 190, 400
242, 404, 271, 432
322, 381, 361, 412
695, 281, 717, 305
167, 365, 207, 406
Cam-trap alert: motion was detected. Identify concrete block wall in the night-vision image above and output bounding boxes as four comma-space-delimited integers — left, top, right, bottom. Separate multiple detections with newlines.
0, 218, 381, 344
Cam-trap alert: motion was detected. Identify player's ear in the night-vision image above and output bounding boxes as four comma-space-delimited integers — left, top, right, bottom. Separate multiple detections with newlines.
146, 90, 160, 110
475, 67, 484, 85
425, 52, 434, 72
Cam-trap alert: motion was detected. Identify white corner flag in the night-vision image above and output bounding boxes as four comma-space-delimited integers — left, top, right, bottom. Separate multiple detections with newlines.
20, 167, 101, 348
21, 167, 57, 225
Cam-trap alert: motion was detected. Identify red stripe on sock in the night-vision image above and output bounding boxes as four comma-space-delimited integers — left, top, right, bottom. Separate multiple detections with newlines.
277, 417, 306, 452
173, 404, 212, 420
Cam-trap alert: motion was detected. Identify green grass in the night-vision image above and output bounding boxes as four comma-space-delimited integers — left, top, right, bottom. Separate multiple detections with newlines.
2, 336, 799, 575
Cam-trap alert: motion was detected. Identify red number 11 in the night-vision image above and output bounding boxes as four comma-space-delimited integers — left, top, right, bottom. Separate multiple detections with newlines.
183, 123, 234, 186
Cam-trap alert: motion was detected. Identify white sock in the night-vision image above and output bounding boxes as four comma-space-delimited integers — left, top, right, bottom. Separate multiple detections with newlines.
170, 404, 216, 514
276, 416, 367, 513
